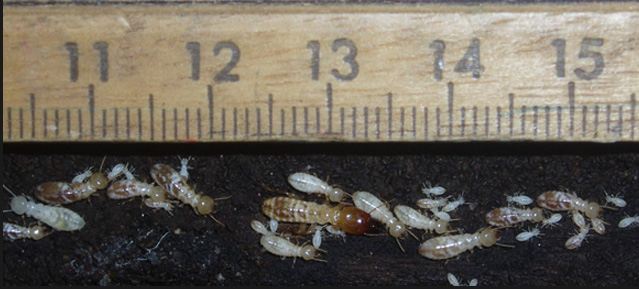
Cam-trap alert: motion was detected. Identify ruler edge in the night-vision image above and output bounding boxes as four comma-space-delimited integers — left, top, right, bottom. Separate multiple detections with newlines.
3, 3, 638, 143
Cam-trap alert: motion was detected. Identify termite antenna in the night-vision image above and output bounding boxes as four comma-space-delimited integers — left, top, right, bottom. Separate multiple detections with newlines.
213, 195, 232, 202
98, 156, 107, 172
495, 242, 516, 248
601, 205, 619, 211
209, 214, 226, 228
395, 237, 406, 253
406, 229, 419, 240
3, 184, 17, 197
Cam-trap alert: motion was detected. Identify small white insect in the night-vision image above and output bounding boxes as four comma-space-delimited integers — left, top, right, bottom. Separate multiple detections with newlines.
571, 211, 586, 228
269, 219, 279, 234
421, 182, 446, 196
447, 273, 478, 286
442, 195, 466, 213
506, 193, 534, 206
352, 191, 406, 238
565, 224, 590, 250
516, 227, 542, 242
251, 220, 325, 262
72, 167, 94, 184
287, 172, 346, 202
7, 193, 85, 231
312, 225, 324, 248
618, 215, 639, 228
3, 222, 49, 241
604, 191, 627, 208
178, 156, 192, 179
143, 198, 175, 213
541, 213, 563, 227
419, 227, 499, 260
416, 197, 449, 209
430, 208, 452, 221
393, 205, 449, 234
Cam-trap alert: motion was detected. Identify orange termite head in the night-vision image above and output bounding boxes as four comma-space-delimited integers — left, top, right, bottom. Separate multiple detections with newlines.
336, 206, 372, 235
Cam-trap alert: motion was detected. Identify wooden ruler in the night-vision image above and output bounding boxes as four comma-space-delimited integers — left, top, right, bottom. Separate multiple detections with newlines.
3, 2, 638, 142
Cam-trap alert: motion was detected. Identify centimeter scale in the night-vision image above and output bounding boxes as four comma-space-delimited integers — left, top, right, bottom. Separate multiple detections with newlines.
3, 2, 638, 142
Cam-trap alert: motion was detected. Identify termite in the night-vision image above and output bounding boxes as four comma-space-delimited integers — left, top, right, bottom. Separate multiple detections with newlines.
541, 213, 563, 227
34, 163, 127, 205
418, 227, 499, 260
287, 172, 346, 202
506, 193, 534, 206
5, 186, 85, 231
107, 180, 173, 210
516, 227, 542, 242
484, 207, 545, 227
261, 196, 372, 235
393, 205, 449, 234
421, 182, 446, 197
150, 163, 216, 216
565, 224, 590, 250
447, 273, 478, 287
604, 191, 627, 208
416, 197, 449, 210
251, 220, 325, 262
3, 222, 49, 241
352, 191, 407, 238
442, 195, 466, 212
618, 215, 639, 228
537, 190, 605, 234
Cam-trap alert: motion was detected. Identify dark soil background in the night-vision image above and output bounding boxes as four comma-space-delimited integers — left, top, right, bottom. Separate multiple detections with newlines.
2, 142, 639, 285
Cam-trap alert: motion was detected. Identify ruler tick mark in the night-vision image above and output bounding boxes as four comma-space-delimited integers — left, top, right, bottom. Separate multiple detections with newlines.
292, 107, 297, 135
78, 109, 82, 140
436, 107, 441, 137
197, 108, 202, 140
400, 107, 405, 139
521, 105, 526, 136
509, 93, 514, 136
352, 107, 356, 138
545, 106, 550, 139
472, 106, 478, 136
375, 107, 380, 140
88, 85, 95, 139
340, 107, 344, 136
533, 106, 539, 136
412, 106, 416, 139
174, 108, 178, 140
594, 105, 600, 138
268, 94, 273, 136
448, 82, 453, 137
149, 94, 154, 141
460, 106, 465, 137
137, 108, 142, 141
496, 107, 501, 135
233, 107, 238, 138
43, 110, 47, 138
364, 107, 368, 139
126, 108, 130, 139
388, 93, 392, 139
245, 108, 249, 138
327, 83, 333, 134
316, 108, 320, 134
631, 94, 636, 139
304, 107, 308, 134
161, 108, 166, 141
20, 107, 24, 139
113, 108, 118, 139
7, 107, 11, 140
606, 105, 612, 134
185, 108, 190, 140
280, 109, 285, 136
557, 106, 562, 138
424, 107, 428, 140
102, 109, 107, 138
221, 108, 226, 139
30, 94, 35, 138
484, 107, 489, 137
568, 82, 575, 137
208, 85, 213, 138
256, 108, 261, 138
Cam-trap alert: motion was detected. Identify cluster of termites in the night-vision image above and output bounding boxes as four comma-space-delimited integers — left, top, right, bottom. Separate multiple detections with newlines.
3, 157, 223, 242
253, 173, 635, 270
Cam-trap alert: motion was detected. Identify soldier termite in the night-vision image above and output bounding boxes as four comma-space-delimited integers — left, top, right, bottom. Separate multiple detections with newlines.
3, 222, 49, 241
352, 191, 407, 238
34, 163, 127, 205
287, 172, 346, 202
5, 185, 85, 231
261, 196, 373, 235
484, 207, 545, 227
537, 190, 605, 234
150, 162, 218, 216
418, 227, 500, 260
251, 220, 326, 262
393, 205, 449, 234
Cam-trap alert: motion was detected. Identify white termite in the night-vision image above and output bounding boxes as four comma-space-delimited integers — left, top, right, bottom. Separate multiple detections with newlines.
604, 191, 626, 208
418, 227, 499, 260
571, 211, 586, 228
618, 215, 639, 228
393, 205, 448, 234
430, 208, 451, 221
484, 207, 545, 227
565, 224, 590, 250
448, 273, 478, 286
352, 191, 406, 238
421, 182, 446, 197
506, 193, 534, 206
6, 191, 85, 231
312, 225, 324, 248
541, 213, 563, 227
178, 156, 192, 179
3, 222, 48, 241
251, 220, 324, 262
107, 178, 173, 212
516, 227, 542, 242
442, 195, 465, 213
416, 197, 449, 210
269, 219, 279, 233
287, 172, 346, 202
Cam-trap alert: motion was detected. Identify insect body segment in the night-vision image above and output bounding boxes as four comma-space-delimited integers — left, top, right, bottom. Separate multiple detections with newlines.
10, 196, 85, 231
485, 207, 545, 227
418, 228, 499, 260
251, 220, 324, 262
150, 163, 215, 215
352, 191, 406, 238
394, 205, 448, 234
3, 222, 48, 241
537, 190, 605, 234
287, 172, 346, 202
261, 196, 372, 235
